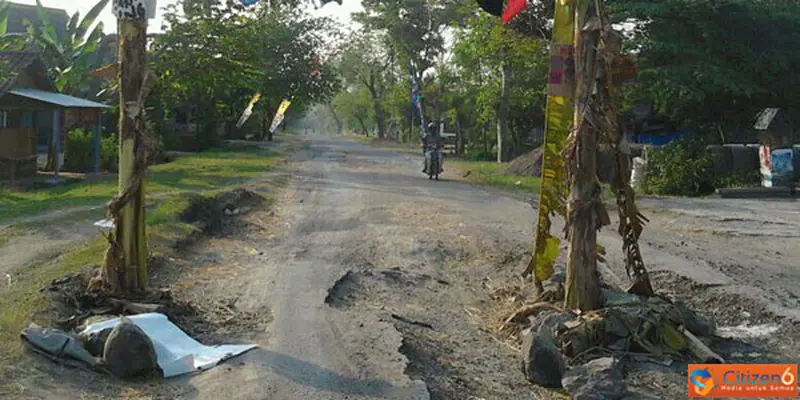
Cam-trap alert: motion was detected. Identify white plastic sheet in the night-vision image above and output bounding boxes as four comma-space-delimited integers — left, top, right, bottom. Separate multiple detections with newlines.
80, 313, 257, 378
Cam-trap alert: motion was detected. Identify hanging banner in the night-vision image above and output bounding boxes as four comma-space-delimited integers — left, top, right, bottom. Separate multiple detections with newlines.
236, 92, 261, 128
269, 99, 292, 134
113, 0, 157, 20
411, 75, 426, 134
525, 0, 575, 280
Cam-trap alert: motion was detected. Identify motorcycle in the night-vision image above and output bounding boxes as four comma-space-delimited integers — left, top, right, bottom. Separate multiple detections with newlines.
424, 143, 443, 180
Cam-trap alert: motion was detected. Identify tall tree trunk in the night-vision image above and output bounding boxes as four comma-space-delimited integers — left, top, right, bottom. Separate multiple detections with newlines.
103, 18, 149, 293
455, 114, 464, 157
497, 62, 511, 163
356, 116, 369, 136
564, 0, 603, 311
408, 110, 413, 143
374, 101, 387, 139
327, 103, 343, 135
483, 124, 488, 156
260, 112, 268, 141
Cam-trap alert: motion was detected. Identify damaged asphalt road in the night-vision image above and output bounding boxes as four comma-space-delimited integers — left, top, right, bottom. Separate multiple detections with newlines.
172, 138, 432, 400
165, 135, 800, 400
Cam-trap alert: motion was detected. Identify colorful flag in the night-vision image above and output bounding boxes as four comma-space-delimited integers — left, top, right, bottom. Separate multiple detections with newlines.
411, 75, 422, 110
526, 0, 575, 280
410, 75, 427, 134
501, 0, 527, 23
236, 92, 261, 128
269, 99, 292, 134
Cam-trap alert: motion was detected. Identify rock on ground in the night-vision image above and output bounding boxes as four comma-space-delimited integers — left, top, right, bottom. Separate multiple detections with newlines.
520, 312, 573, 388
102, 317, 160, 378
562, 357, 627, 400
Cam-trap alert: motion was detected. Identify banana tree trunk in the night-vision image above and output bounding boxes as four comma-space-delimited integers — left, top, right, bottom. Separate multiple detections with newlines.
103, 19, 148, 293
564, 0, 603, 311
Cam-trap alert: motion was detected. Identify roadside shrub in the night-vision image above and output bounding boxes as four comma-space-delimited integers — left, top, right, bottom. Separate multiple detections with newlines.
464, 148, 495, 161
640, 138, 716, 196
63, 129, 94, 172
714, 169, 761, 189
101, 134, 118, 172
63, 128, 123, 173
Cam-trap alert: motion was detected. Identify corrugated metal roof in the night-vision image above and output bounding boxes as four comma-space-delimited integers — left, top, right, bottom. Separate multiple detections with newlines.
8, 89, 111, 109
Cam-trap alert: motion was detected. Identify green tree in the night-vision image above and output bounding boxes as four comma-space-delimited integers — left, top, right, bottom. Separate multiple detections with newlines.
332, 87, 376, 136
337, 31, 394, 138
152, 1, 338, 145
22, 0, 110, 97
0, 2, 29, 51
452, 12, 548, 159
355, 0, 459, 114
610, 0, 800, 136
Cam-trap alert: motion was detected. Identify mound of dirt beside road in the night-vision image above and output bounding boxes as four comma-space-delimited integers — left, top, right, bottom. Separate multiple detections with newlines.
504, 148, 543, 177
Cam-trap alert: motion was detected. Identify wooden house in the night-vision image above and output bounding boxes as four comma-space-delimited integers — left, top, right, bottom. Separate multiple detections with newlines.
0, 51, 110, 182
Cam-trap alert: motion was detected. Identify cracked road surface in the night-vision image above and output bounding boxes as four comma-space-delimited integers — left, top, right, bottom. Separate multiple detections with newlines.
173, 136, 800, 399
173, 137, 432, 400
6, 135, 800, 400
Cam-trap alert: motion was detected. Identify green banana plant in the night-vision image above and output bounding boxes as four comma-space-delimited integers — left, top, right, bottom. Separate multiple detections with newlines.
0, 2, 28, 51
22, 0, 111, 96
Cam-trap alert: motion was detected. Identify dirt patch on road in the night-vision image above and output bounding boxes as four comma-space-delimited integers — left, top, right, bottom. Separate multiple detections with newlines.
324, 236, 554, 399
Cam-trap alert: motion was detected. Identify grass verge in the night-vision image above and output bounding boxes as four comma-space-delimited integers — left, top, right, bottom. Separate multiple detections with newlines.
0, 144, 285, 378
0, 145, 280, 223
450, 160, 541, 194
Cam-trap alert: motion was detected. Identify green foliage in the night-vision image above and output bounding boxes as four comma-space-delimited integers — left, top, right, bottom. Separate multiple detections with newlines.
22, 0, 112, 97
463, 149, 495, 161
355, 0, 457, 80
0, 2, 28, 51
714, 169, 761, 189
610, 0, 800, 132
63, 128, 94, 172
640, 138, 716, 197
335, 31, 394, 138
151, 1, 339, 143
63, 129, 118, 173
451, 12, 548, 157
100, 134, 118, 172
332, 87, 375, 135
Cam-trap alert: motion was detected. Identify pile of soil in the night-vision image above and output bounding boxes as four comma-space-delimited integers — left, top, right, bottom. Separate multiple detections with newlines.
504, 148, 543, 177
180, 188, 265, 235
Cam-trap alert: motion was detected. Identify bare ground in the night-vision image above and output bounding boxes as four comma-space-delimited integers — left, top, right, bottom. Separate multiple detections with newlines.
3, 135, 800, 399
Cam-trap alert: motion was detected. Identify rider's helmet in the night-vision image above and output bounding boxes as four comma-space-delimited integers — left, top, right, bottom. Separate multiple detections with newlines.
427, 122, 438, 135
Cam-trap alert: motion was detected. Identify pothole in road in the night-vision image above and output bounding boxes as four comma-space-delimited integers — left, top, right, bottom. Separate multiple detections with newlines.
323, 262, 551, 400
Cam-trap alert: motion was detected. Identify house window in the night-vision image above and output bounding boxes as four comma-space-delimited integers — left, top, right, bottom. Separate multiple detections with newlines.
0, 111, 6, 128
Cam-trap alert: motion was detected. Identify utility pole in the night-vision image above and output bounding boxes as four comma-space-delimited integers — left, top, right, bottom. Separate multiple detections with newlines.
103, 0, 155, 293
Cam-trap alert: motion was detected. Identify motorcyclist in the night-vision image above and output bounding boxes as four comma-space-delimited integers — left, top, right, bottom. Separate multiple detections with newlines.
422, 121, 444, 174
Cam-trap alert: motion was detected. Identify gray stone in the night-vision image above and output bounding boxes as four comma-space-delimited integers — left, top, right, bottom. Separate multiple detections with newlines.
562, 357, 627, 400
520, 328, 565, 388
102, 317, 160, 378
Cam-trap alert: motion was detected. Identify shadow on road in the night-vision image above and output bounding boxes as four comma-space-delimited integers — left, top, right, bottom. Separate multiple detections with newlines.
252, 348, 396, 397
